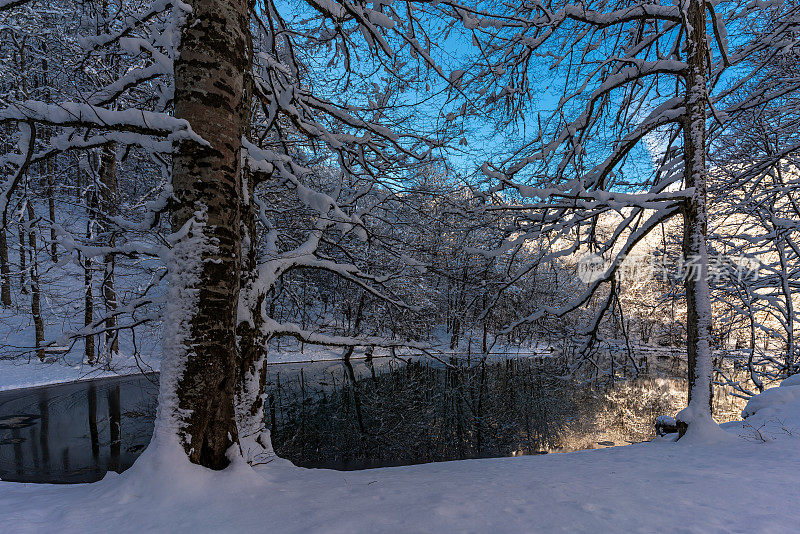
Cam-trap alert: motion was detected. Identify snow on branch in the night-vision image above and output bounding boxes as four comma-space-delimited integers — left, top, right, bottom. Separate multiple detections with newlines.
262, 317, 428, 350
0, 101, 203, 143
78, 0, 191, 52
498, 205, 682, 335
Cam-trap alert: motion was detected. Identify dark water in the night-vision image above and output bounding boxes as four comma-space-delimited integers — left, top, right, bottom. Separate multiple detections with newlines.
269, 358, 579, 469
0, 354, 687, 484
0, 374, 158, 483
0, 358, 394, 483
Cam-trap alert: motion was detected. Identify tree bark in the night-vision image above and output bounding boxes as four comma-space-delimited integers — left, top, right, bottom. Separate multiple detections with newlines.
83, 250, 94, 364
46, 158, 57, 263
162, 0, 251, 469
99, 142, 119, 359
85, 176, 97, 365
776, 235, 795, 376
41, 42, 58, 263
19, 222, 27, 294
26, 203, 45, 361
678, 0, 714, 435
97, 0, 118, 360
235, 170, 271, 461
0, 224, 10, 306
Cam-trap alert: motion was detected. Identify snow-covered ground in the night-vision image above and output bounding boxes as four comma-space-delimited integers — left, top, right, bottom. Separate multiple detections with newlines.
1, 375, 798, 533
0, 352, 158, 392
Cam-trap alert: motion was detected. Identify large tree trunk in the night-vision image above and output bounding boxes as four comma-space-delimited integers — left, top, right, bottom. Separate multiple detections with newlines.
26, 204, 45, 361
84, 243, 95, 363
46, 158, 57, 263
677, 0, 715, 436
99, 143, 119, 359
41, 45, 58, 264
0, 223, 10, 306
1, 124, 12, 306
19, 222, 27, 294
85, 171, 97, 365
158, 0, 251, 470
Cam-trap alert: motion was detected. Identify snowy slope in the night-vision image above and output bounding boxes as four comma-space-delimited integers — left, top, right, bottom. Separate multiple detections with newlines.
1, 376, 799, 533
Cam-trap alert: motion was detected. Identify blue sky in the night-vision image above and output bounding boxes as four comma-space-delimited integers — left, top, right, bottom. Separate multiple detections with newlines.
274, 0, 659, 190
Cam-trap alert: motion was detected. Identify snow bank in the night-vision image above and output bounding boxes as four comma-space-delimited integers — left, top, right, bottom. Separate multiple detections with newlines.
739, 374, 800, 435
1, 376, 798, 533
2, 422, 799, 533
778, 372, 800, 388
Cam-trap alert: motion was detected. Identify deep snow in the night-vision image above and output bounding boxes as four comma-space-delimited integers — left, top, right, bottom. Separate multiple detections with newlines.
0, 376, 798, 533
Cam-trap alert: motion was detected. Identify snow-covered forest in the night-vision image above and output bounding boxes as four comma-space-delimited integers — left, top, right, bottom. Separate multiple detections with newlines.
1, 0, 800, 531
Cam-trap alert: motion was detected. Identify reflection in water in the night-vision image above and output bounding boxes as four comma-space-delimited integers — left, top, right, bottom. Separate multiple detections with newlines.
0, 356, 682, 484
12, 427, 22, 477
39, 397, 49, 473
108, 385, 121, 473
0, 374, 158, 483
0, 359, 401, 483
88, 382, 99, 463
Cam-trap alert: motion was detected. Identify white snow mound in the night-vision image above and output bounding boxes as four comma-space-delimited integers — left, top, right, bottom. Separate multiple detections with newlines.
739, 375, 800, 437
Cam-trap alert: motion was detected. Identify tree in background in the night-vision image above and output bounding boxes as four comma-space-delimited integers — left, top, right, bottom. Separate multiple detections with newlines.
454, 0, 800, 436
710, 22, 800, 392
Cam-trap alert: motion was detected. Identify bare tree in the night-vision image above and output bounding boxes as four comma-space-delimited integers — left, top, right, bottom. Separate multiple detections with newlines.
455, 0, 800, 436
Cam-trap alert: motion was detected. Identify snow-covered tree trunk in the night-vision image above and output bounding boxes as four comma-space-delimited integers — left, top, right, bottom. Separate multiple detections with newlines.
41, 41, 57, 264
85, 163, 97, 365
235, 170, 273, 464
677, 0, 714, 435
776, 235, 795, 377
158, 0, 252, 469
19, 222, 26, 294
0, 225, 10, 306
99, 142, 119, 359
